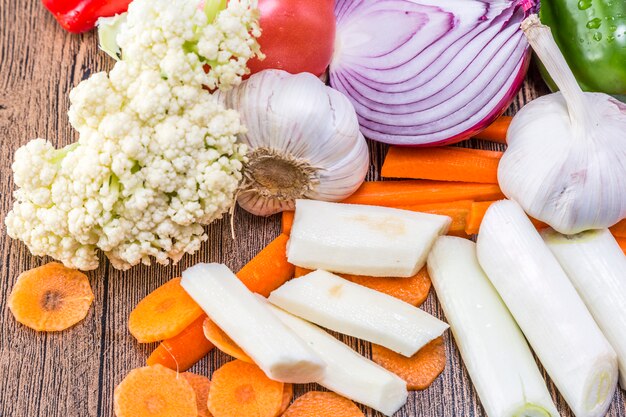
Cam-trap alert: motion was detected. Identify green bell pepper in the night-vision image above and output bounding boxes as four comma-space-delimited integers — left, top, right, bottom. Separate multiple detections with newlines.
539, 0, 626, 100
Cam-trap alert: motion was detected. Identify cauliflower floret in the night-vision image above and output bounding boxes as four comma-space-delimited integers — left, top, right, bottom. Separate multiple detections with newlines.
5, 0, 259, 270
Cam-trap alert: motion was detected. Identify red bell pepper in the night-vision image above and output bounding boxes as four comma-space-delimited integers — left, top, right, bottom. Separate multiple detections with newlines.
41, 0, 133, 33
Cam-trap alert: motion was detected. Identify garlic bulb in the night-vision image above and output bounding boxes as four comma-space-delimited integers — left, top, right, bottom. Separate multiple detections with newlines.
498, 15, 626, 234
216, 70, 369, 216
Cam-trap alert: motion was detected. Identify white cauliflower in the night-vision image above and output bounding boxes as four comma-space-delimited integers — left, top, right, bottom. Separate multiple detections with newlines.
5, 0, 261, 270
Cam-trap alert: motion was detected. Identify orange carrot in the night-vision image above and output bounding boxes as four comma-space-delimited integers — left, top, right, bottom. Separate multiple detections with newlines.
114, 364, 198, 417
8, 262, 94, 332
202, 317, 253, 363
147, 315, 214, 372
610, 220, 626, 238
182, 372, 212, 417
148, 234, 294, 370
294, 266, 431, 307
372, 337, 446, 390
281, 391, 364, 417
473, 115, 511, 143
341, 180, 504, 207
277, 384, 293, 416
129, 277, 205, 343
283, 200, 473, 237
465, 201, 549, 234
616, 237, 626, 255
382, 146, 502, 184
208, 360, 284, 417
236, 234, 295, 297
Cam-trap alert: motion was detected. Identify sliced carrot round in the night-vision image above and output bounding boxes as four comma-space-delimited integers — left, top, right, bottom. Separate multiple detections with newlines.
294, 266, 431, 306
8, 262, 94, 331
202, 318, 253, 363
281, 391, 364, 417
129, 277, 204, 343
208, 360, 284, 417
372, 337, 446, 390
114, 364, 197, 417
182, 372, 212, 417
276, 383, 293, 416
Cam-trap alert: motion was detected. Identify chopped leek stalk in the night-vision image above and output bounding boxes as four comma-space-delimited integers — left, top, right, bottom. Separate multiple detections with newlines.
427, 236, 559, 417
543, 228, 626, 389
181, 263, 326, 383
263, 299, 408, 416
477, 200, 618, 417
287, 199, 451, 277
268, 270, 449, 357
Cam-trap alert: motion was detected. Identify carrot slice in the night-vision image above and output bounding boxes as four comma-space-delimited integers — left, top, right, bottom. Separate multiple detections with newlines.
473, 115, 511, 144
382, 147, 502, 184
616, 237, 626, 255
8, 262, 94, 332
281, 391, 364, 417
283, 200, 472, 237
372, 337, 446, 390
277, 384, 293, 416
113, 364, 197, 417
465, 201, 549, 235
182, 372, 212, 417
147, 315, 214, 372
610, 220, 626, 238
148, 234, 294, 371
129, 277, 204, 343
208, 360, 284, 417
294, 266, 431, 307
202, 317, 253, 363
341, 180, 504, 207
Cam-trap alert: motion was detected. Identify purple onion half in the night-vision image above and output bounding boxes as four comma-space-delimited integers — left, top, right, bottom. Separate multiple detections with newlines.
329, 0, 536, 145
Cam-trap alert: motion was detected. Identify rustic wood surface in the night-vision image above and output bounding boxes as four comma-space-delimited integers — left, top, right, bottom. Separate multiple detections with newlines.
0, 1, 624, 416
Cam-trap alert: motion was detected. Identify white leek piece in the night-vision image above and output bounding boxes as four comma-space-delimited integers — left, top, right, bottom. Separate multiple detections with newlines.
542, 228, 626, 389
476, 200, 618, 417
181, 263, 326, 383
427, 236, 559, 417
287, 199, 451, 277
268, 270, 449, 357
262, 299, 407, 416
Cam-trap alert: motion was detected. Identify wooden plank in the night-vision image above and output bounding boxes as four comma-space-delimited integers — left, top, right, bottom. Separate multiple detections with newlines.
0, 1, 624, 417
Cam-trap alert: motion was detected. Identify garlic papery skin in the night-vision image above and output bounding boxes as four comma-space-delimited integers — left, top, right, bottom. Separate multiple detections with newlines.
498, 15, 626, 234
216, 69, 369, 216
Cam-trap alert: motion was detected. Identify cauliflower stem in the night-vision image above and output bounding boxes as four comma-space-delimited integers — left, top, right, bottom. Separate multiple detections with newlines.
5, 0, 262, 270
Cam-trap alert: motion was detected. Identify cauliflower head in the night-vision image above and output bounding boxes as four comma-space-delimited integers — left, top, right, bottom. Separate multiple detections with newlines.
5, 0, 261, 270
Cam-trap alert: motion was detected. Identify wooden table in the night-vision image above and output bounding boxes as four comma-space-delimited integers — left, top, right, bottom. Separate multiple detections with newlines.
1, 1, 624, 416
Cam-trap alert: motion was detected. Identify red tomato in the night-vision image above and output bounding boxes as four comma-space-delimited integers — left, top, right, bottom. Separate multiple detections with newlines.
247, 0, 336, 76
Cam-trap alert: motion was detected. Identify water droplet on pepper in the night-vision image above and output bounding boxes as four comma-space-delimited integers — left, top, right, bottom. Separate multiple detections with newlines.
593, 32, 603, 41
586, 18, 602, 29
577, 0, 592, 9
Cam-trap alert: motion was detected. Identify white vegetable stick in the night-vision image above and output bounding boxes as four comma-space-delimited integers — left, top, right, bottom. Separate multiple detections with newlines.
287, 199, 451, 277
427, 236, 560, 417
476, 200, 618, 417
542, 228, 626, 389
268, 270, 449, 357
260, 298, 408, 416
181, 263, 326, 383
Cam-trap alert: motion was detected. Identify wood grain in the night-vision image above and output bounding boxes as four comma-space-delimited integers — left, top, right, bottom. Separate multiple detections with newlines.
0, 1, 624, 416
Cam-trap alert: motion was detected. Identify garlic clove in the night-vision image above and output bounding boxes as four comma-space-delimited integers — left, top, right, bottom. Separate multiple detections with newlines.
216, 70, 369, 217
498, 16, 626, 234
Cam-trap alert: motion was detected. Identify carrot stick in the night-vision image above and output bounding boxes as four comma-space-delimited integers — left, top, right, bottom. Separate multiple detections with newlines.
147, 315, 214, 372
610, 220, 626, 238
615, 237, 626, 255
372, 337, 446, 390
473, 116, 511, 144
465, 201, 549, 234
341, 180, 504, 207
382, 147, 502, 184
148, 234, 295, 371
283, 200, 473, 237
294, 266, 432, 307
208, 360, 284, 417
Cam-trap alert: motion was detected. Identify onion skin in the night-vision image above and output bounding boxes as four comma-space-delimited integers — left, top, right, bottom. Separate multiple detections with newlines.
330, 0, 534, 146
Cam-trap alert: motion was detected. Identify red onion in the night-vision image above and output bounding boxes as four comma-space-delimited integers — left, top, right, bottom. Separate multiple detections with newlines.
330, 0, 535, 145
